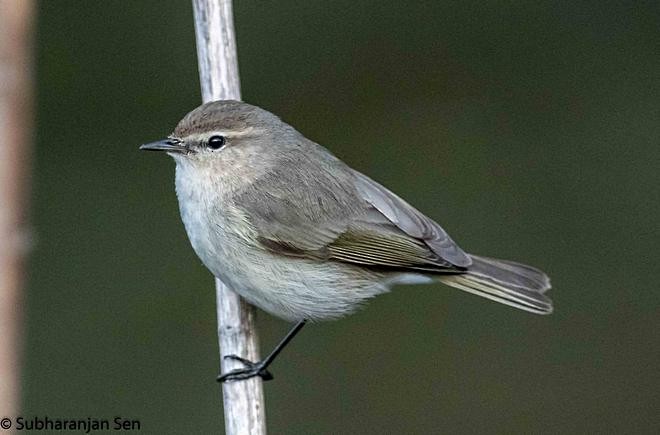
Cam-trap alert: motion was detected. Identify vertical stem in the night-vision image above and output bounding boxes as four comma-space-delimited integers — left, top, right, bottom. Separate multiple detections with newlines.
191, 1, 267, 434
0, 0, 34, 424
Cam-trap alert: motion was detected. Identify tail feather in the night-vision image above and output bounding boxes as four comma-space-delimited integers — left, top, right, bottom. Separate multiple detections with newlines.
439, 255, 553, 315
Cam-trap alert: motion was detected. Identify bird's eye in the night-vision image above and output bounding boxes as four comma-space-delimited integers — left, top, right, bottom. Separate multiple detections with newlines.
208, 135, 226, 150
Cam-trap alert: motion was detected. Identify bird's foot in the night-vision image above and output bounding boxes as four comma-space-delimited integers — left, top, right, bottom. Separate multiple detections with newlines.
216, 354, 274, 383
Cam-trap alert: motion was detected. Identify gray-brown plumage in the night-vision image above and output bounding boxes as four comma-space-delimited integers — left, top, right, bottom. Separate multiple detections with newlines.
142, 100, 553, 321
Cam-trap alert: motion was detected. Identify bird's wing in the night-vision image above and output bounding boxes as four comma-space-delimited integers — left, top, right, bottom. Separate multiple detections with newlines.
236, 159, 470, 272
351, 171, 472, 267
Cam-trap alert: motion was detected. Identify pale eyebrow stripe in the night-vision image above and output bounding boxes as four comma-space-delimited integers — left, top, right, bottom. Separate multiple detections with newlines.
186, 127, 255, 142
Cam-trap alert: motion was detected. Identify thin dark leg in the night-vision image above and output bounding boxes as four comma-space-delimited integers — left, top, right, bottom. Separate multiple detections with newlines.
217, 320, 307, 383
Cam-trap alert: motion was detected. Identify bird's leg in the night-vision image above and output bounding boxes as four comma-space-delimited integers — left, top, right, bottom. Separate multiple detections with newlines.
217, 320, 307, 383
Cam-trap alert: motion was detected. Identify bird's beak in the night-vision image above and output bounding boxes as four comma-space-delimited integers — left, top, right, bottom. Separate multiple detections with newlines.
140, 139, 187, 153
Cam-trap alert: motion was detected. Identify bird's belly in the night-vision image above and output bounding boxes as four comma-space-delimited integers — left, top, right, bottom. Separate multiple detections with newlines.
182, 213, 388, 321
208, 242, 387, 321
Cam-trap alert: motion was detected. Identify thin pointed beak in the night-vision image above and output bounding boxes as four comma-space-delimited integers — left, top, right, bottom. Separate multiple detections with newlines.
140, 139, 187, 153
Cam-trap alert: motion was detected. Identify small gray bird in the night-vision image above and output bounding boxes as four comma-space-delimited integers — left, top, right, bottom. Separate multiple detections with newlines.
141, 100, 552, 382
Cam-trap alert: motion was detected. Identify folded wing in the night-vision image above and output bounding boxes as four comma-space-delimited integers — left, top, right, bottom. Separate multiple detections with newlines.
236, 158, 470, 273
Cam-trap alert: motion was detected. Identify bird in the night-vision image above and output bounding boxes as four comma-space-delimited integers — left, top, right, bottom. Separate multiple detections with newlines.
141, 100, 552, 382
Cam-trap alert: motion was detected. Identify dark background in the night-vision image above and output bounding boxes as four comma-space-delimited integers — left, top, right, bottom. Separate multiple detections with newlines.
26, 1, 658, 433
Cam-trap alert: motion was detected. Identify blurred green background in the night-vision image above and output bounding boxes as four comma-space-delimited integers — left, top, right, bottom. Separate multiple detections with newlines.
25, 1, 658, 433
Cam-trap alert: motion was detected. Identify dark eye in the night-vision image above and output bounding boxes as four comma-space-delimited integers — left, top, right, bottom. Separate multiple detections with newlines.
208, 135, 226, 150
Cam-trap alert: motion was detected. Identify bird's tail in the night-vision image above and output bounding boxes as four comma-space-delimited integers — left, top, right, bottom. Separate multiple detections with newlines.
439, 255, 553, 314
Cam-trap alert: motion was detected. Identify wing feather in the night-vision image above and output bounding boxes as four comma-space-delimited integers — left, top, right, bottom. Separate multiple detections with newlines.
352, 171, 472, 267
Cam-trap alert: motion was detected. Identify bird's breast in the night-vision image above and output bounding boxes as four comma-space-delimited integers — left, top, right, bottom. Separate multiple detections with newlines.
175, 163, 247, 279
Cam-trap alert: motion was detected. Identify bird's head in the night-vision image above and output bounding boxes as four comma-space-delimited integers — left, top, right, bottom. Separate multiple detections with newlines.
140, 100, 300, 173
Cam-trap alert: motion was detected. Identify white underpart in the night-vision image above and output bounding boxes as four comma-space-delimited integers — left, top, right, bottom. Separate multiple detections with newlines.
387, 273, 434, 286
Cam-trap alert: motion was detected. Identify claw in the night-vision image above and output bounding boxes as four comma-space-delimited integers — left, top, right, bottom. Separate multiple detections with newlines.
217, 355, 274, 383
224, 354, 252, 365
